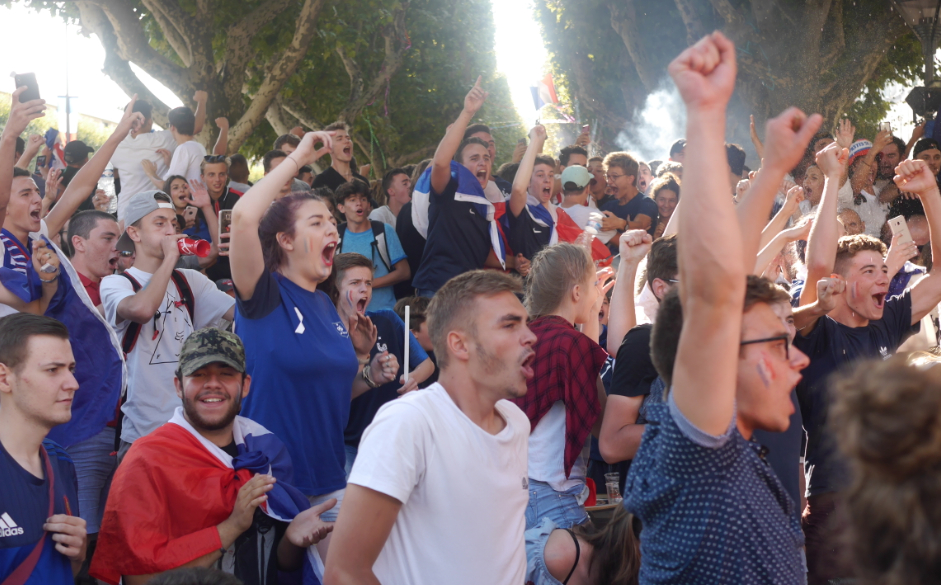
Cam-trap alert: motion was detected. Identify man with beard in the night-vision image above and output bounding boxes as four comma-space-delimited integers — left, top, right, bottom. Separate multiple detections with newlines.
325, 270, 536, 585
91, 328, 336, 585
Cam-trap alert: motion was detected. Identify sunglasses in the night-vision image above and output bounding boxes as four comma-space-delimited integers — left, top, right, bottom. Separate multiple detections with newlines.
204, 155, 228, 163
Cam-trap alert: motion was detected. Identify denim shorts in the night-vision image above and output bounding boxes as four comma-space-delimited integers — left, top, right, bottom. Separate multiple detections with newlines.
307, 488, 345, 523
525, 479, 589, 530
525, 517, 565, 585
65, 427, 117, 534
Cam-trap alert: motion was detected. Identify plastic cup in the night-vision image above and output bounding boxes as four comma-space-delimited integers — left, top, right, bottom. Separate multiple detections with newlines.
178, 237, 211, 257
604, 472, 622, 502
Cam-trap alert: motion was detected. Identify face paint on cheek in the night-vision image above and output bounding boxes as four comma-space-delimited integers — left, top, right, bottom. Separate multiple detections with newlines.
756, 353, 775, 389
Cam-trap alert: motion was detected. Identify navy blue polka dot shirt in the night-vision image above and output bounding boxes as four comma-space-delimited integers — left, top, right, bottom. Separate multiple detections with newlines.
624, 394, 804, 584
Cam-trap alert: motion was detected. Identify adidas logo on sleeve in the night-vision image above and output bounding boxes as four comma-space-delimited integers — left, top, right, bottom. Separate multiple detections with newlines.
0, 512, 24, 537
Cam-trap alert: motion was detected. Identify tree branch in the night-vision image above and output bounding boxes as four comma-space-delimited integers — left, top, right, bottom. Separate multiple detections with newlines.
338, 5, 410, 122
389, 145, 435, 167
223, 0, 294, 84
94, 0, 189, 96
139, 0, 193, 67
673, 0, 706, 45
228, 0, 327, 150
607, 0, 662, 91
76, 1, 172, 128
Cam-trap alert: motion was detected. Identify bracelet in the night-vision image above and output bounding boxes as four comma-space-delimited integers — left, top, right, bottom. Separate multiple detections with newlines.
287, 157, 300, 172
357, 355, 370, 366
39, 273, 58, 283
362, 365, 381, 389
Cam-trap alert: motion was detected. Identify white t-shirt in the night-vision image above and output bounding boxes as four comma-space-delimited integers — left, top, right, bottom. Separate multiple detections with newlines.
163, 140, 207, 185
348, 383, 530, 585
100, 266, 235, 443
368, 205, 397, 228
528, 401, 588, 492
111, 130, 177, 222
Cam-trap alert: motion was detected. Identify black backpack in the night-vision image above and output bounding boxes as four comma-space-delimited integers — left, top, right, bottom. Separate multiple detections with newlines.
337, 220, 393, 272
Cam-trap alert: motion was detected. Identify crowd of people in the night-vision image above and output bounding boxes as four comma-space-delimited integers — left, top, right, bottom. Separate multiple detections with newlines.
5, 29, 941, 585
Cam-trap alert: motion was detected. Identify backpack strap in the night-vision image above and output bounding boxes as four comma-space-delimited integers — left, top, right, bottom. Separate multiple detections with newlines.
337, 223, 348, 253
370, 221, 393, 272
1, 447, 55, 585
170, 270, 195, 322
118, 272, 145, 356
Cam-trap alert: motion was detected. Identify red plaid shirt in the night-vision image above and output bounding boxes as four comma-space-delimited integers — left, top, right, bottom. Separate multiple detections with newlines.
513, 315, 608, 477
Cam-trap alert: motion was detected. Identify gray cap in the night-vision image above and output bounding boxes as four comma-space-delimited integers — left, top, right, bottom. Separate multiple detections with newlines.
119, 190, 175, 250
560, 165, 592, 190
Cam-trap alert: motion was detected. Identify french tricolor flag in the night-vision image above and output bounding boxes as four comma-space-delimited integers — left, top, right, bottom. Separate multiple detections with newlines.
530, 73, 558, 110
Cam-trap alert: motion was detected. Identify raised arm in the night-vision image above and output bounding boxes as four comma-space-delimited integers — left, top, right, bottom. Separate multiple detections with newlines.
670, 32, 746, 436
15, 134, 43, 170
431, 77, 487, 194
736, 109, 821, 271
799, 143, 846, 309
187, 180, 220, 270
896, 160, 941, 323
605, 229, 651, 354
0, 87, 46, 227
509, 125, 546, 218
850, 130, 890, 195
213, 117, 229, 156
230, 131, 333, 300
193, 91, 208, 135
45, 97, 143, 237
759, 185, 804, 250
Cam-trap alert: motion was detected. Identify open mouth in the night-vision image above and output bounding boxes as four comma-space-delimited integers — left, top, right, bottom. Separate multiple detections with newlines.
520, 351, 535, 380
322, 242, 337, 266
589, 178, 597, 187
29, 209, 40, 221
197, 394, 228, 408
476, 169, 488, 182
343, 146, 352, 157
356, 297, 368, 313
873, 292, 886, 310
108, 256, 119, 269
541, 186, 551, 199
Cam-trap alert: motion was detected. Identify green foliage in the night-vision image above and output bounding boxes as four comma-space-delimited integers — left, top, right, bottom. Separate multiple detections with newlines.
11, 0, 521, 171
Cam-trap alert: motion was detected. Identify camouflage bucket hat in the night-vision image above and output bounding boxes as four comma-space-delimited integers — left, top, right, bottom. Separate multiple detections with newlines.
178, 328, 246, 377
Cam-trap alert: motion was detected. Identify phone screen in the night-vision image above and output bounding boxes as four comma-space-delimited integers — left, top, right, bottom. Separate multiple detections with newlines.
219, 209, 233, 241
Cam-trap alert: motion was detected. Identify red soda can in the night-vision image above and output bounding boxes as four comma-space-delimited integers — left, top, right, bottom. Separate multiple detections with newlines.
178, 237, 211, 257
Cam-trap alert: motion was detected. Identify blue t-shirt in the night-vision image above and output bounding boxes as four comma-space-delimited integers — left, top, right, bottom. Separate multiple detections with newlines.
236, 271, 359, 496
625, 396, 803, 584
344, 309, 428, 447
0, 440, 79, 585
752, 390, 803, 506
601, 193, 659, 241
338, 225, 407, 311
412, 165, 493, 293
793, 290, 917, 497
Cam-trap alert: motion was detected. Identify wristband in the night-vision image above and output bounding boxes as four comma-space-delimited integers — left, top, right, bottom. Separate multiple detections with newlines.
39, 273, 58, 283
362, 365, 381, 389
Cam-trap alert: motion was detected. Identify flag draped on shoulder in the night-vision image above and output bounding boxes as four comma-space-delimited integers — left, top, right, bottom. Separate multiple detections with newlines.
503, 197, 612, 267
0, 225, 125, 448
91, 409, 320, 585
411, 161, 506, 267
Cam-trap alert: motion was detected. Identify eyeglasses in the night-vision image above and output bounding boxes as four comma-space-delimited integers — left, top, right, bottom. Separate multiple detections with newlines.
740, 334, 790, 360
203, 155, 228, 163
606, 173, 625, 181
